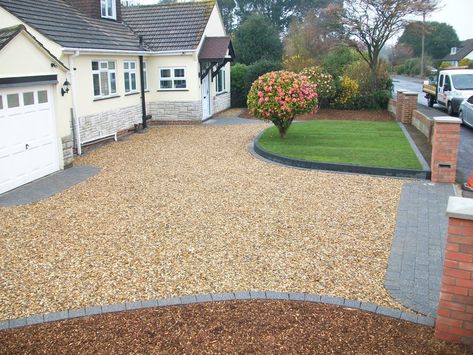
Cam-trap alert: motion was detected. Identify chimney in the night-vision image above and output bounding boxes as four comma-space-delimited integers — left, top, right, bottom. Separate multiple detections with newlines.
64, 0, 122, 22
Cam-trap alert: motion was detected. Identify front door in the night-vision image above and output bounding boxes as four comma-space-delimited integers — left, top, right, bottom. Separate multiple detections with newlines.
201, 74, 211, 120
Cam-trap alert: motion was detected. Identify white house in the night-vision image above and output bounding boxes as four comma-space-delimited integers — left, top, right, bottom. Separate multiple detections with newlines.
0, 0, 234, 195
443, 39, 473, 67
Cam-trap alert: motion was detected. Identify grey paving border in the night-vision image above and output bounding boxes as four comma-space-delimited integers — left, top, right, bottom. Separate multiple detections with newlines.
252, 129, 430, 179
0, 291, 435, 332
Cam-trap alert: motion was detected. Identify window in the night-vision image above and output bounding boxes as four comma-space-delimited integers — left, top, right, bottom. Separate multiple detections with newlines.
0, 95, 3, 110
124, 61, 137, 93
23, 92, 34, 106
92, 60, 117, 98
7, 94, 19, 108
468, 96, 473, 105
439, 75, 444, 87
143, 61, 148, 90
38, 90, 48, 103
451, 47, 457, 55
215, 69, 226, 93
101, 0, 116, 19
159, 67, 187, 90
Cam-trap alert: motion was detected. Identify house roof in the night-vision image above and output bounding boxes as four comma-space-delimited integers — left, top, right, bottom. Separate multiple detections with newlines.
121, 1, 215, 52
0, 24, 22, 50
0, 24, 68, 70
199, 36, 234, 61
0, 0, 144, 52
443, 39, 473, 61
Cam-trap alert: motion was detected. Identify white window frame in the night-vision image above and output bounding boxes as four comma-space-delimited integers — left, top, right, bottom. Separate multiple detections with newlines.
92, 60, 117, 99
215, 68, 226, 94
101, 0, 116, 20
143, 61, 148, 91
124, 61, 138, 93
159, 67, 187, 90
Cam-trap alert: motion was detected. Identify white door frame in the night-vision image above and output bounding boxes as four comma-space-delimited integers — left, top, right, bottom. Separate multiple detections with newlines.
201, 74, 212, 120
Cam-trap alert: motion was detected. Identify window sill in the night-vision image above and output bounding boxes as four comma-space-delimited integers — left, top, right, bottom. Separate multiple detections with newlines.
158, 89, 189, 92
93, 94, 120, 102
216, 91, 228, 96
125, 91, 140, 96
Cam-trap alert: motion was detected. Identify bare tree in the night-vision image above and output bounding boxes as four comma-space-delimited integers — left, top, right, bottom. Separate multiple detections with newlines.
339, 0, 439, 85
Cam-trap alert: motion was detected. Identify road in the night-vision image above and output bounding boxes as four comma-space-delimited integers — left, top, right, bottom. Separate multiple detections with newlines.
392, 76, 473, 184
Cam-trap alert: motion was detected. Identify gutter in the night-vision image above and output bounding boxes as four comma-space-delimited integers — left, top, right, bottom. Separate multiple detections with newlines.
62, 47, 195, 56
68, 51, 82, 156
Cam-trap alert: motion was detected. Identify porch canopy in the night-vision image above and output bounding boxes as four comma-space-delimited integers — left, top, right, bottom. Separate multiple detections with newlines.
199, 36, 235, 82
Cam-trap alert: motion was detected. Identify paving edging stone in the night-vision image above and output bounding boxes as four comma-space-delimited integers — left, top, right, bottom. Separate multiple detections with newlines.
0, 291, 435, 331
253, 130, 430, 179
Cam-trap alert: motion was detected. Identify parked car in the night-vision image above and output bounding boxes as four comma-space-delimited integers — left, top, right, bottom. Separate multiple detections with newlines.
459, 95, 473, 128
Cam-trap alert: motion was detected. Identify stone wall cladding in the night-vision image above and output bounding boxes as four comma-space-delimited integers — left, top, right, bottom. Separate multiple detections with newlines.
148, 101, 202, 122
213, 92, 231, 115
79, 104, 141, 143
388, 99, 397, 117
61, 135, 74, 168
412, 110, 433, 142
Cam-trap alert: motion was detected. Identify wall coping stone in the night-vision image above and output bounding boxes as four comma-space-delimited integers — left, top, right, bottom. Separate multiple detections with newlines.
402, 91, 419, 96
433, 117, 462, 124
446, 196, 473, 221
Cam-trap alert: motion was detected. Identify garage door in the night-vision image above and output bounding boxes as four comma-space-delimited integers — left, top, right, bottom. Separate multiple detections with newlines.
0, 85, 59, 195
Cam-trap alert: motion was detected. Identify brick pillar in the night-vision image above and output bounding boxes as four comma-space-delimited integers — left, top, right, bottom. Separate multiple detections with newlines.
395, 91, 418, 124
435, 197, 473, 345
431, 117, 461, 183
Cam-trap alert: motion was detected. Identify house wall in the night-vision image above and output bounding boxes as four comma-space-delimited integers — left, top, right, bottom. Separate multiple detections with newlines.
0, 32, 72, 169
466, 51, 473, 61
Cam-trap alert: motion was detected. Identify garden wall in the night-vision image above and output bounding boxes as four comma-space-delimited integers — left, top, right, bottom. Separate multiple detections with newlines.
412, 110, 433, 142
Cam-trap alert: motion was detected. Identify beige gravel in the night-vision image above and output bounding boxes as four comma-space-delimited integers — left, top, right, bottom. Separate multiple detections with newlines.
0, 123, 406, 321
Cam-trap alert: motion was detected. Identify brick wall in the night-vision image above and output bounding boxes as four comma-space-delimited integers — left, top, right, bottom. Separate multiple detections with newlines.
64, 0, 121, 21
148, 101, 202, 122
79, 103, 141, 143
395, 92, 418, 124
412, 110, 433, 142
213, 92, 231, 115
431, 117, 461, 183
435, 197, 473, 345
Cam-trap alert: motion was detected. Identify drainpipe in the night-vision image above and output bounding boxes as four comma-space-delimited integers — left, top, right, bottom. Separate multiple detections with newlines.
138, 36, 147, 129
69, 51, 82, 155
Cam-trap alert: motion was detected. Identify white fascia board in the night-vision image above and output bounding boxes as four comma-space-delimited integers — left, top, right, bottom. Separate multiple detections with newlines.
62, 48, 196, 56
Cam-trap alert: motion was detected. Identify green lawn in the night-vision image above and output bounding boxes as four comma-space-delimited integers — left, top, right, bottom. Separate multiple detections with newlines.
258, 120, 422, 170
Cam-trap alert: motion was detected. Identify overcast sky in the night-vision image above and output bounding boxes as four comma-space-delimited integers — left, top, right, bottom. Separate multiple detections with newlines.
131, 0, 473, 41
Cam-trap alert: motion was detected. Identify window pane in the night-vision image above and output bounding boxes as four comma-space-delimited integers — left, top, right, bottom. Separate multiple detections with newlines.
124, 73, 130, 92
101, 0, 106, 16
143, 72, 148, 90
130, 62, 136, 70
110, 72, 116, 93
143, 62, 147, 70
124, 62, 129, 70
93, 74, 100, 96
161, 69, 171, 78
107, 0, 113, 16
0, 95, 3, 110
108, 61, 115, 70
174, 80, 186, 89
23, 92, 34, 105
100, 72, 109, 96
160, 80, 172, 89
92, 61, 99, 70
38, 90, 48, 103
7, 93, 20, 108
131, 73, 136, 91
100, 62, 108, 69
174, 69, 185, 78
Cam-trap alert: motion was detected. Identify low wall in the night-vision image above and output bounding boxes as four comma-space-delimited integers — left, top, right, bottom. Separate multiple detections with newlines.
412, 110, 433, 142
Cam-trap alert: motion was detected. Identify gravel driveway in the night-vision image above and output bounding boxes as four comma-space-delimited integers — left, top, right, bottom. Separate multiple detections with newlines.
0, 123, 406, 321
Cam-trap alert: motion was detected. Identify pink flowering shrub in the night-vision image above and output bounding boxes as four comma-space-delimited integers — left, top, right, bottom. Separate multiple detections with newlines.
247, 70, 318, 138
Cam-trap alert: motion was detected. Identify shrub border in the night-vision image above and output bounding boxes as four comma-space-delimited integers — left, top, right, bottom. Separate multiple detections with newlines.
253, 127, 431, 179
0, 291, 434, 331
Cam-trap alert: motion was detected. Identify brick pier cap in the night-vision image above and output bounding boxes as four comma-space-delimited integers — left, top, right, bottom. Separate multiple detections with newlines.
446, 197, 473, 221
